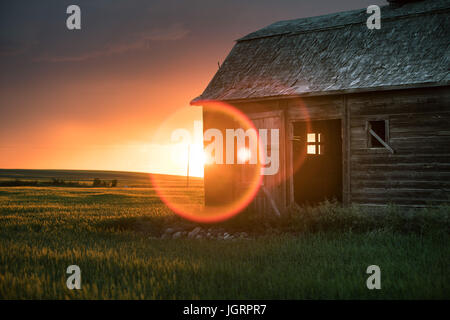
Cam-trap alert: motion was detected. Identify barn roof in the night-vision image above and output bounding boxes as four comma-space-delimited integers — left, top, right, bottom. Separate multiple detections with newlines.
191, 0, 450, 104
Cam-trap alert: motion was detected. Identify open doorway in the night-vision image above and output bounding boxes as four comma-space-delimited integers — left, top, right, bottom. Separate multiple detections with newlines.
293, 119, 342, 205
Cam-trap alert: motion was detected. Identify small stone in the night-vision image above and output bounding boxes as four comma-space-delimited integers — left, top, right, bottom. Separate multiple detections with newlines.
164, 228, 175, 235
188, 227, 202, 238
195, 234, 202, 239
172, 231, 182, 239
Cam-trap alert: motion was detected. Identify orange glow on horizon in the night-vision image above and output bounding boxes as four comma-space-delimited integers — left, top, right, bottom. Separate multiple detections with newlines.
170, 142, 205, 178
0, 55, 217, 177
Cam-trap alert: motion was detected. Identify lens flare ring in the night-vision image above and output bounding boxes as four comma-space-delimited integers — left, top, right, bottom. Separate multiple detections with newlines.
151, 101, 264, 223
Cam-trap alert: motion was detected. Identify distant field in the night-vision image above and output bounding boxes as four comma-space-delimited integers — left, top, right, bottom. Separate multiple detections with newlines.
0, 169, 203, 188
0, 170, 448, 299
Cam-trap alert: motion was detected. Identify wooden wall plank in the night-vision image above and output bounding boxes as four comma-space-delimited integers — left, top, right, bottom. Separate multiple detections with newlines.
348, 86, 450, 206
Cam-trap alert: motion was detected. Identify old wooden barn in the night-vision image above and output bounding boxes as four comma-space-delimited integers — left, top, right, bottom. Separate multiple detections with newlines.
191, 0, 450, 214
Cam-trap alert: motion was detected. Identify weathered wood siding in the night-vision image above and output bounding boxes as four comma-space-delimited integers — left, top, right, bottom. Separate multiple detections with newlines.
204, 86, 450, 213
348, 87, 450, 206
234, 101, 287, 215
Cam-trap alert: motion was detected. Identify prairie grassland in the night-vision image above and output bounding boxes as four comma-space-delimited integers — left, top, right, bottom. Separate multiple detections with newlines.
0, 182, 448, 299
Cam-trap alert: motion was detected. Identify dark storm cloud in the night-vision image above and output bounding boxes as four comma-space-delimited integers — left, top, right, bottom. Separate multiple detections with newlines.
0, 0, 386, 66
34, 23, 190, 62
0, 39, 31, 55
1, 1, 185, 61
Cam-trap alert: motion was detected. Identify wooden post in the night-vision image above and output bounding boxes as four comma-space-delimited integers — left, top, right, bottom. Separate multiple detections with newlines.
186, 144, 190, 188
343, 94, 351, 206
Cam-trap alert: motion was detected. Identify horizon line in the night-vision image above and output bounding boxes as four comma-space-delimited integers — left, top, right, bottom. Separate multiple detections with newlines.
0, 168, 204, 178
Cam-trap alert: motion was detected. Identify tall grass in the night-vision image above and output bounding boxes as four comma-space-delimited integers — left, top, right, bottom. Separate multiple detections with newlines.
180, 200, 450, 237
0, 187, 448, 299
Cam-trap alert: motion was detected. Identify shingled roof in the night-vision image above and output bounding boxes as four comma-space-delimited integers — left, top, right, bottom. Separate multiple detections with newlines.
192, 0, 450, 104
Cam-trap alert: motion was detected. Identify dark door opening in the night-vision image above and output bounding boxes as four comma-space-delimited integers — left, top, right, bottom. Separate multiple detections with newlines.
293, 119, 342, 205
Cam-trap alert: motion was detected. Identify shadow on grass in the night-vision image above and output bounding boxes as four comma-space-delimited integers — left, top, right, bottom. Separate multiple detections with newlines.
96, 216, 173, 236
95, 201, 450, 238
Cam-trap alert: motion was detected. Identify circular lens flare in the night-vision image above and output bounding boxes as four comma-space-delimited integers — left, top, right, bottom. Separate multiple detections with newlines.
151, 101, 264, 223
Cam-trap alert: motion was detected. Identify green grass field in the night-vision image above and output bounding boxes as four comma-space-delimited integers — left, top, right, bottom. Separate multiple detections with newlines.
0, 170, 448, 299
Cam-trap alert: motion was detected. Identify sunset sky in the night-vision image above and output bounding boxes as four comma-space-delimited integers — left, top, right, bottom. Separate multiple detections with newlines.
0, 0, 384, 177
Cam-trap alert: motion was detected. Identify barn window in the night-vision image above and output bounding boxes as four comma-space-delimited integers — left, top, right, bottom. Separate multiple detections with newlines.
368, 120, 386, 148
367, 120, 394, 153
307, 133, 323, 155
